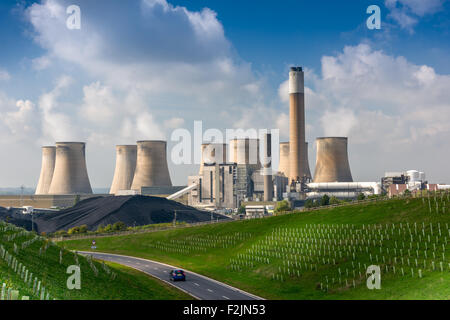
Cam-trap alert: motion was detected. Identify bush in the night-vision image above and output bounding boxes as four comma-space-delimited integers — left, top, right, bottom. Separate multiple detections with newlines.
112, 221, 127, 231
357, 193, 366, 201
78, 225, 88, 233
54, 230, 67, 237
304, 199, 314, 209
238, 205, 246, 215
320, 194, 330, 206
67, 226, 80, 235
275, 200, 291, 214
329, 196, 340, 205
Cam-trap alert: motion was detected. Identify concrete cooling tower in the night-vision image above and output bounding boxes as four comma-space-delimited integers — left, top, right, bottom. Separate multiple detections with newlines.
110, 145, 137, 194
278, 142, 290, 178
304, 142, 312, 179
289, 67, 308, 182
229, 138, 261, 167
278, 141, 311, 179
35, 146, 56, 195
48, 142, 93, 195
131, 141, 172, 190
199, 143, 227, 174
313, 137, 353, 183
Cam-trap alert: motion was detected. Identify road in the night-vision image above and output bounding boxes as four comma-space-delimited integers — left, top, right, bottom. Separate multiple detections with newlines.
79, 251, 262, 300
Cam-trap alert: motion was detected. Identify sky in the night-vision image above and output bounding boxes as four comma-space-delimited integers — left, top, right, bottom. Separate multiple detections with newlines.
0, 0, 449, 188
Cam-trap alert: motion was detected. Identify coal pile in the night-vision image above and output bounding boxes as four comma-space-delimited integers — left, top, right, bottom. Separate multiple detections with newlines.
32, 195, 228, 233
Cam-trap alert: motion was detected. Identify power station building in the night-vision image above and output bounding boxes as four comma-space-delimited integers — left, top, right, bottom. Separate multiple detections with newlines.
187, 138, 288, 209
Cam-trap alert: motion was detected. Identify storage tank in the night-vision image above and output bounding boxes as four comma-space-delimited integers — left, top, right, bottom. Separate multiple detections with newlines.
131, 140, 172, 190
110, 145, 137, 194
35, 146, 56, 195
48, 142, 93, 194
313, 137, 353, 183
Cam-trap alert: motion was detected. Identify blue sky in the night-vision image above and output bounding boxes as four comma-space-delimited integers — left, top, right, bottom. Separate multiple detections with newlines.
0, 0, 450, 187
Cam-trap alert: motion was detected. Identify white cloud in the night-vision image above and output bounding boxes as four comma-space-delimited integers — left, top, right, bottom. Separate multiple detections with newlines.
302, 44, 450, 181
32, 56, 51, 70
385, 0, 447, 32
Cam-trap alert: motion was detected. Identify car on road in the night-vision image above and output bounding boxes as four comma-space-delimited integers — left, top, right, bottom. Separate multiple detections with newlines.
169, 269, 186, 281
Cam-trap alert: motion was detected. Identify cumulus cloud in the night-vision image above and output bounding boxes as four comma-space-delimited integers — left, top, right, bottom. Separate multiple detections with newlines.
19, 0, 273, 186
300, 44, 450, 181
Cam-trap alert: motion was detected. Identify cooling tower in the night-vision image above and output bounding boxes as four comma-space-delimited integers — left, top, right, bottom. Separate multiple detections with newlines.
229, 138, 261, 167
35, 146, 56, 195
278, 142, 290, 178
131, 140, 172, 190
199, 143, 227, 174
289, 67, 307, 182
263, 133, 273, 201
313, 137, 353, 183
304, 142, 312, 179
109, 145, 137, 194
48, 142, 93, 195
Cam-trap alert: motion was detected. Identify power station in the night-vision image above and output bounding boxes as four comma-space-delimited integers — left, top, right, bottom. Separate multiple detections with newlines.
10, 64, 446, 215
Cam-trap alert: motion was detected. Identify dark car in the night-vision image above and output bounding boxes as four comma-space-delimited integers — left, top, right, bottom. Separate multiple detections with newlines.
169, 269, 186, 281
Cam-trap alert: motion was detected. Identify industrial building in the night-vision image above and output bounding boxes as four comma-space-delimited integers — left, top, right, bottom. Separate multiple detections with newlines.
187, 136, 289, 210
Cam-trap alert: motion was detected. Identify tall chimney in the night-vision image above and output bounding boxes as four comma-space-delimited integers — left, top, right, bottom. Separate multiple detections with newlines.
131, 140, 172, 190
35, 146, 56, 195
263, 133, 273, 201
110, 145, 137, 194
313, 137, 353, 183
289, 67, 307, 182
48, 142, 93, 195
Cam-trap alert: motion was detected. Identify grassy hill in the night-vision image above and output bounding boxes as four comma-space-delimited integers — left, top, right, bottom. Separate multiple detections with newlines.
63, 194, 450, 300
0, 222, 191, 300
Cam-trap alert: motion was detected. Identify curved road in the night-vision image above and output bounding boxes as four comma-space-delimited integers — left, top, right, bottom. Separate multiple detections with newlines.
79, 251, 262, 300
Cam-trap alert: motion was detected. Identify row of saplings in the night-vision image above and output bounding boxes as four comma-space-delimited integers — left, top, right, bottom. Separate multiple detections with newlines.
53, 221, 128, 237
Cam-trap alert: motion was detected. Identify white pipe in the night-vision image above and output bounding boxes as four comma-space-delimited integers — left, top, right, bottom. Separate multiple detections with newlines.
307, 182, 381, 195
167, 184, 197, 200
438, 185, 450, 190
306, 191, 372, 199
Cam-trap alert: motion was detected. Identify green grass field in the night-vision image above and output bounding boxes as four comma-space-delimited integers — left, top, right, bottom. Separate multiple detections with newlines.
0, 222, 191, 300
63, 194, 450, 300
